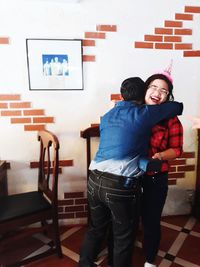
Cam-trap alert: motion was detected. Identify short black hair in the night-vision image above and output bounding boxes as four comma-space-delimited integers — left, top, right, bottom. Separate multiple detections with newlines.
120, 77, 145, 102
145, 73, 174, 101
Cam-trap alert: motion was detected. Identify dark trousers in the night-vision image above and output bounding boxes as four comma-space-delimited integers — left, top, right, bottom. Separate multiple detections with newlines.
79, 170, 141, 267
141, 172, 168, 263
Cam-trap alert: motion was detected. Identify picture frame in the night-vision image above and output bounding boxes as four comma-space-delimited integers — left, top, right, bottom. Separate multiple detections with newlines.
26, 38, 83, 90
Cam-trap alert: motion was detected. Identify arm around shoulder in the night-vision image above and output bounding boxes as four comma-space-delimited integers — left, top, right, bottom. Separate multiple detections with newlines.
161, 101, 183, 117
173, 101, 183, 116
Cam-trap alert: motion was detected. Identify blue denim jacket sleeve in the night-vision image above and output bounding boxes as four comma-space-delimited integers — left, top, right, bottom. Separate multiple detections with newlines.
139, 101, 183, 128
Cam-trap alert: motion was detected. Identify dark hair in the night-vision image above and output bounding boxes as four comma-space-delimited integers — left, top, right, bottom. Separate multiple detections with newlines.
145, 73, 174, 101
120, 77, 145, 102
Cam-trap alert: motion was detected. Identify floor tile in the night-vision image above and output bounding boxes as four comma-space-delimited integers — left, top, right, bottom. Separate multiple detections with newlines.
161, 215, 189, 228
1, 215, 200, 267
176, 234, 200, 265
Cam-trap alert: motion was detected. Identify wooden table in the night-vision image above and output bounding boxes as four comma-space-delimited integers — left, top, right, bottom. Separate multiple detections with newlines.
0, 161, 8, 196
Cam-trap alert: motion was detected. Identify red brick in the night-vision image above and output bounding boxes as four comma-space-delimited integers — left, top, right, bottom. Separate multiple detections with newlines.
184, 50, 200, 57
177, 165, 195, 172
169, 159, 186, 165
58, 199, 74, 205
96, 25, 117, 32
0, 37, 9, 44
82, 40, 96, 46
11, 117, 31, 124
23, 109, 45, 116
9, 102, 31, 109
59, 160, 73, 166
175, 13, 193, 20
1, 110, 22, 116
168, 172, 185, 178
33, 117, 54, 123
155, 28, 173, 35
169, 166, 176, 172
144, 35, 163, 42
0, 103, 8, 109
0, 94, 20, 101
110, 94, 121, 101
65, 206, 84, 212
24, 124, 45, 131
185, 6, 200, 13
164, 20, 183, 27
30, 162, 39, 168
32, 160, 64, 168
85, 32, 106, 39
83, 55, 96, 62
164, 36, 182, 42
75, 198, 88, 205
182, 152, 195, 158
175, 43, 192, 50
174, 29, 192, 35
155, 43, 173, 49
135, 42, 153, 49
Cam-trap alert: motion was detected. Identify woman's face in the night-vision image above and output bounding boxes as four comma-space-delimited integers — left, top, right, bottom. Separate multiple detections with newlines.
145, 79, 169, 105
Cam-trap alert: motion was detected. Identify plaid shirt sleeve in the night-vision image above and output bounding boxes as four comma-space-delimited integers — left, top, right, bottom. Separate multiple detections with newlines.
167, 116, 183, 157
149, 116, 183, 157
149, 116, 183, 173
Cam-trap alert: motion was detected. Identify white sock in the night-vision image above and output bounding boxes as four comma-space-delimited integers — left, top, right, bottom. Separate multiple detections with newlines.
144, 262, 156, 267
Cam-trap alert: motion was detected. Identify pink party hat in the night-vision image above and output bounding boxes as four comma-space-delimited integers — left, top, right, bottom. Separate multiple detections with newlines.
158, 59, 173, 84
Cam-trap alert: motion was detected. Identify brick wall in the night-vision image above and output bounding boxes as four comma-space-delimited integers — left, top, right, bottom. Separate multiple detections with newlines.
58, 192, 88, 220
1, 4, 200, 222
134, 5, 200, 57
0, 94, 53, 131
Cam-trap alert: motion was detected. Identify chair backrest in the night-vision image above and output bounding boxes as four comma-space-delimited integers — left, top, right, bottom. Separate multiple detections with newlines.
38, 130, 60, 206
80, 125, 100, 180
0, 130, 63, 266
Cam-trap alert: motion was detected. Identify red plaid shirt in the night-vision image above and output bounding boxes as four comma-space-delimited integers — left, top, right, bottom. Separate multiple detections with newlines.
149, 116, 183, 172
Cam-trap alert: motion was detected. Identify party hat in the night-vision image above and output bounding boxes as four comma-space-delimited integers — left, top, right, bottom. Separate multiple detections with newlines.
159, 59, 173, 83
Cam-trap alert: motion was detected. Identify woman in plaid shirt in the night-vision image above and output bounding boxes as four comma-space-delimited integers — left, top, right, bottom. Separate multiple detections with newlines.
142, 73, 183, 267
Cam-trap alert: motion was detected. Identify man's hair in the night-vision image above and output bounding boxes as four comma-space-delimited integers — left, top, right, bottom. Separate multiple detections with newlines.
145, 73, 174, 101
120, 77, 145, 102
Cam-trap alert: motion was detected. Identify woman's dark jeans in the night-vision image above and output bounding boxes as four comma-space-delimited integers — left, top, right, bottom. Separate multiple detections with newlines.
79, 170, 141, 267
141, 172, 168, 263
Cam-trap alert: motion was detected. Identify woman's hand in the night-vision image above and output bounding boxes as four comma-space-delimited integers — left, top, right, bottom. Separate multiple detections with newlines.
152, 152, 163, 160
152, 148, 177, 160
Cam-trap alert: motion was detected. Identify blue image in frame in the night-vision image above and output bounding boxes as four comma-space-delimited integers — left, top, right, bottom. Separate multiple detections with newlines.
42, 54, 69, 76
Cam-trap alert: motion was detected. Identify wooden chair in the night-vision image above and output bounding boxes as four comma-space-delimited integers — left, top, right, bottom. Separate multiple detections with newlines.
0, 130, 62, 267
80, 125, 100, 223
80, 125, 100, 181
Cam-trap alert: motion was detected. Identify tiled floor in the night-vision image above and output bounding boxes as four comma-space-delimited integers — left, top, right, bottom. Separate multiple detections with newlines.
1, 215, 200, 267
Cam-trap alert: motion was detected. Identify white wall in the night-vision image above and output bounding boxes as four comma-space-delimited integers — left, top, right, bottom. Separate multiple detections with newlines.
0, 0, 199, 215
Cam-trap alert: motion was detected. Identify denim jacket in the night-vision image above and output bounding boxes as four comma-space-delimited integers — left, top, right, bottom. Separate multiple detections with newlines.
91, 100, 183, 177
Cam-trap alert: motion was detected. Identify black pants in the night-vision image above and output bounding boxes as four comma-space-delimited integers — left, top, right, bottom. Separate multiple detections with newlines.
141, 172, 168, 263
79, 170, 141, 267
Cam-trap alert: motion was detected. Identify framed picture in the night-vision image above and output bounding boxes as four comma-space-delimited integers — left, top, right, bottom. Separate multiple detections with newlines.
26, 38, 83, 90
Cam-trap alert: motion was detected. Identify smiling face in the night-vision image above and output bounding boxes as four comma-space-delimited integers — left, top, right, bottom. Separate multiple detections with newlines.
145, 79, 169, 105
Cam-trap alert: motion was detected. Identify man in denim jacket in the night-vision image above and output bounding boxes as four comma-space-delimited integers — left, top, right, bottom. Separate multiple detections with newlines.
79, 77, 183, 267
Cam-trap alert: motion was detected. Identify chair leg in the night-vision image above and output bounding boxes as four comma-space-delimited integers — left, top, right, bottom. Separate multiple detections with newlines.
40, 219, 62, 257
53, 217, 62, 257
